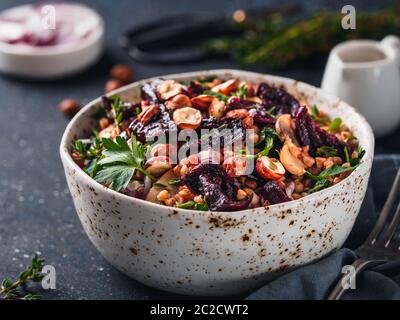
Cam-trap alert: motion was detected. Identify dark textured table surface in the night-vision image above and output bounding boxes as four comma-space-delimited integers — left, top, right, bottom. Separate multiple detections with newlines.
0, 0, 399, 300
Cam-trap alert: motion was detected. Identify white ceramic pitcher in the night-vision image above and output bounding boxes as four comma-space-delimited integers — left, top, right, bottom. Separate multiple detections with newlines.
321, 35, 400, 137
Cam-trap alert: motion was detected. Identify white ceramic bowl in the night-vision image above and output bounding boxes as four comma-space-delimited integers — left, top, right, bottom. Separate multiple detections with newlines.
0, 4, 104, 79
60, 70, 374, 296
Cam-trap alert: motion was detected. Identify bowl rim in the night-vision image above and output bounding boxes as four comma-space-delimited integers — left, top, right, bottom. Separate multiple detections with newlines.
0, 3, 104, 57
59, 69, 375, 215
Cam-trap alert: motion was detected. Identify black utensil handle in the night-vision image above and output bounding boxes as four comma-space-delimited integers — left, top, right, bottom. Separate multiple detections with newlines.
119, 12, 233, 64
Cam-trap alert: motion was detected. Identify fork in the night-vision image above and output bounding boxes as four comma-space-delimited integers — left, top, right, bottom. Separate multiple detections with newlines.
327, 168, 400, 300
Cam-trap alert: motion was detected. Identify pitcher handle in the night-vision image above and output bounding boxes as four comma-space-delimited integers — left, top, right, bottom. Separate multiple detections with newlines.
381, 35, 400, 65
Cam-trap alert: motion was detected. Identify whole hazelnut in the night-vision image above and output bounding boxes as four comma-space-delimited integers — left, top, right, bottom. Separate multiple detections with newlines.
105, 79, 124, 93
59, 99, 80, 117
99, 117, 110, 130
111, 64, 134, 83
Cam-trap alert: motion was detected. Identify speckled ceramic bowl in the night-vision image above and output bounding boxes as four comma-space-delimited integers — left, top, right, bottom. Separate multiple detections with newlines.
60, 70, 374, 296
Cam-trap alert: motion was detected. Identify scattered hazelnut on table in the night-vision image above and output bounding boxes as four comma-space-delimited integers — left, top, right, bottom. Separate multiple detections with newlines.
105, 79, 124, 93
59, 99, 80, 117
111, 64, 134, 84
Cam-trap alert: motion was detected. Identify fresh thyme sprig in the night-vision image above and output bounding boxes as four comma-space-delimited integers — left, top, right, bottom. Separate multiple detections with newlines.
235, 83, 247, 99
202, 7, 400, 68
72, 134, 104, 165
0, 254, 45, 300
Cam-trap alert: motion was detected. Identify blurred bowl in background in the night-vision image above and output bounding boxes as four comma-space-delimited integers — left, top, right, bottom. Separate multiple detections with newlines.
0, 3, 104, 79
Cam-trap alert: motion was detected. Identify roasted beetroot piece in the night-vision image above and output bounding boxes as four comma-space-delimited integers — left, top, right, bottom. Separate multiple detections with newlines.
201, 117, 225, 129
120, 186, 145, 199
226, 97, 255, 111
183, 164, 252, 211
248, 103, 275, 126
262, 181, 291, 204
199, 118, 246, 151
101, 96, 113, 112
257, 83, 300, 116
141, 79, 163, 103
295, 107, 347, 158
185, 81, 206, 97
122, 102, 141, 121
129, 103, 177, 142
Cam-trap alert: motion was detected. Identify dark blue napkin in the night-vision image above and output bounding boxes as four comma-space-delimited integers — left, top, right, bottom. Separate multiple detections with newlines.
246, 155, 400, 300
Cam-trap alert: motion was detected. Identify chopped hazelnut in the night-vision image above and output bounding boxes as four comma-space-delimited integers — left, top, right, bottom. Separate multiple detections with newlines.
157, 190, 170, 202
99, 117, 110, 130
237, 189, 247, 200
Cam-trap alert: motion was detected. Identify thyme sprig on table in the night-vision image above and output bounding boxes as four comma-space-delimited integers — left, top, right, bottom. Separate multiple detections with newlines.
0, 254, 45, 300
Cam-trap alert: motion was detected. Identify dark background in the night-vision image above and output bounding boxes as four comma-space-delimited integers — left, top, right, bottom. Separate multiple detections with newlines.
0, 0, 398, 299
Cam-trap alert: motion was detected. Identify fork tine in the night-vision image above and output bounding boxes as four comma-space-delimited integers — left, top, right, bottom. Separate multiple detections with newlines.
365, 169, 400, 245
382, 202, 400, 247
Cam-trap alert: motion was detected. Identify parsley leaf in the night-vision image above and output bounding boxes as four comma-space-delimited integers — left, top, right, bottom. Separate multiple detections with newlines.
85, 158, 100, 177
94, 164, 136, 191
94, 136, 152, 191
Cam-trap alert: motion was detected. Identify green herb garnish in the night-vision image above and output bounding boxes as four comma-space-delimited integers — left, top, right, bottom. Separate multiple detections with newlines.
256, 127, 281, 157
306, 164, 358, 181
316, 146, 338, 157
310, 105, 319, 119
265, 106, 277, 118
168, 178, 182, 185
93, 106, 108, 119
235, 84, 247, 99
108, 95, 129, 129
194, 202, 209, 211
1, 254, 45, 300
328, 117, 342, 132
257, 136, 274, 157
349, 147, 365, 166
203, 90, 229, 103
177, 201, 196, 209
310, 105, 329, 124
85, 158, 100, 177
344, 146, 350, 163
308, 179, 331, 193
177, 200, 209, 211
73, 140, 87, 159
94, 136, 152, 191
197, 76, 217, 86
202, 8, 400, 69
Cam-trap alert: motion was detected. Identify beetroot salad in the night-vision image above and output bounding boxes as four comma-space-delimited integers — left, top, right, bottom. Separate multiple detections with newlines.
70, 77, 365, 212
